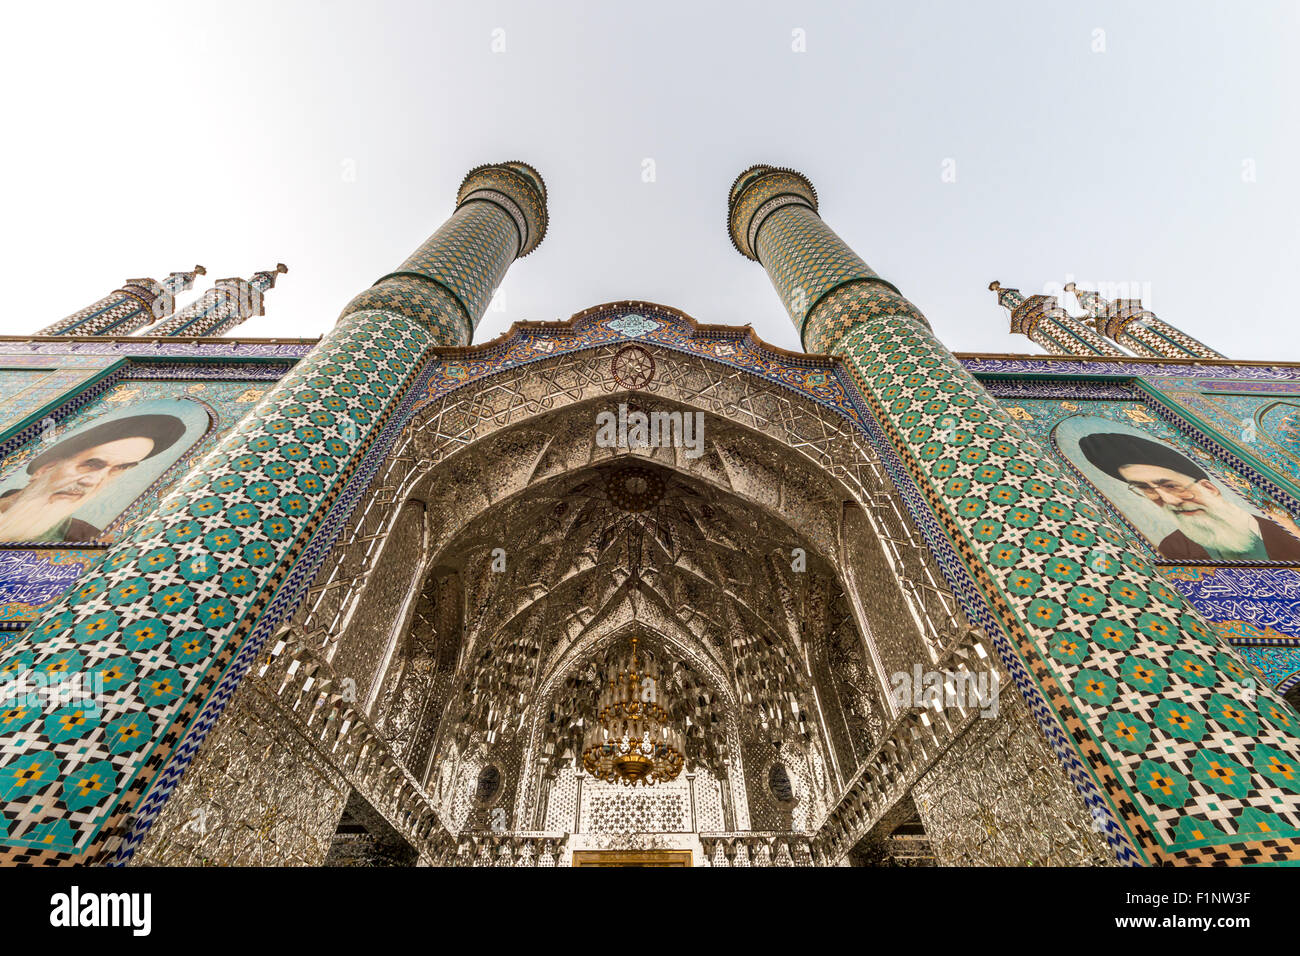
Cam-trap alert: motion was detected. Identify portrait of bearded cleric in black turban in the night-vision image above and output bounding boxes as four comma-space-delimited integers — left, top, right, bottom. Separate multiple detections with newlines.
1057, 418, 1300, 563
0, 400, 207, 544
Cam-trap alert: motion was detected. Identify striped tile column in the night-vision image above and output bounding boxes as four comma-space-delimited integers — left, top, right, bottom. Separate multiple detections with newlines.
989, 281, 1126, 357
38, 267, 206, 336
0, 162, 546, 862
141, 265, 288, 337
729, 164, 1300, 865
1070, 283, 1225, 359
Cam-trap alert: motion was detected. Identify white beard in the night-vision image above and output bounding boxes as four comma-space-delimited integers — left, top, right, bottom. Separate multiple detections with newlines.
1166, 496, 1262, 555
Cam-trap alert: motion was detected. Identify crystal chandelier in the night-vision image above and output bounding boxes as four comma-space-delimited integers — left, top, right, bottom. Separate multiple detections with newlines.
582, 638, 685, 786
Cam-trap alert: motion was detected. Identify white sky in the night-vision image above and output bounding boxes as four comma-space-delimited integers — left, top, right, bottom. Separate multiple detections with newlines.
2, 0, 1297, 358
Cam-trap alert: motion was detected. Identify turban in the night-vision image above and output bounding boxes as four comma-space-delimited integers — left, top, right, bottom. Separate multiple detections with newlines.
1076, 432, 1207, 483
28, 414, 186, 474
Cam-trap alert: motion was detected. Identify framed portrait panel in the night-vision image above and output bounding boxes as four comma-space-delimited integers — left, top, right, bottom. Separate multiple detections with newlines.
1054, 414, 1300, 564
0, 398, 211, 545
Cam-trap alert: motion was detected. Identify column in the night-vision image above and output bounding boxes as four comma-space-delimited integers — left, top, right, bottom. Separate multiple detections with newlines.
989, 281, 1126, 357
0, 162, 546, 863
729, 164, 1300, 865
37, 266, 206, 336
686, 772, 698, 832
141, 264, 288, 337
1068, 283, 1225, 359
340, 160, 547, 347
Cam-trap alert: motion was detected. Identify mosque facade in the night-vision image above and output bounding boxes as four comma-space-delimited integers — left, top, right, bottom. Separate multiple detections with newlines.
0, 163, 1297, 866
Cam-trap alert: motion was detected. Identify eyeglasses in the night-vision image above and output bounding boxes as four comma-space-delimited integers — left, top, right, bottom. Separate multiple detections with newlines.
1126, 477, 1201, 500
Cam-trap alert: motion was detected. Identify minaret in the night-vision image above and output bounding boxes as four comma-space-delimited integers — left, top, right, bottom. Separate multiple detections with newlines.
37, 266, 205, 336
0, 162, 546, 864
142, 264, 289, 337
989, 281, 1126, 356
340, 161, 546, 346
1067, 282, 1224, 359
728, 164, 1300, 865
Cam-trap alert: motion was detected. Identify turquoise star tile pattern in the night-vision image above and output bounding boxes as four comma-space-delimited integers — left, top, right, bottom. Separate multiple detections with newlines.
729, 165, 1300, 866
0, 163, 547, 862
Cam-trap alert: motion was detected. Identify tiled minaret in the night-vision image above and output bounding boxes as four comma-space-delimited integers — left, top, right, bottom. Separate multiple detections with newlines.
142, 265, 288, 337
1067, 282, 1225, 359
990, 281, 1126, 357
339, 161, 546, 345
729, 165, 1300, 865
0, 162, 546, 863
37, 267, 206, 336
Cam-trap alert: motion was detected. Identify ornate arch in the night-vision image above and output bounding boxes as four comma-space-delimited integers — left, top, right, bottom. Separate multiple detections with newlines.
289, 303, 971, 837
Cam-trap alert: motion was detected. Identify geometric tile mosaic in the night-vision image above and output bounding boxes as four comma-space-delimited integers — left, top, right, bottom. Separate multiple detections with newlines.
0, 163, 545, 862
0, 310, 433, 854
832, 308, 1300, 862
729, 167, 1300, 865
4, 157, 1299, 868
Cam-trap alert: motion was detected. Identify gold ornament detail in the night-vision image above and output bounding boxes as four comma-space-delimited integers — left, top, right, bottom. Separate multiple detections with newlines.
582, 638, 684, 786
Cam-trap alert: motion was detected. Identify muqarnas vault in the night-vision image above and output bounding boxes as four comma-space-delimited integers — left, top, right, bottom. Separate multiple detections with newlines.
0, 162, 1298, 867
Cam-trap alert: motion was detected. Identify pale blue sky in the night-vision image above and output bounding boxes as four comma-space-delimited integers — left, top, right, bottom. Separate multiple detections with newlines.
2, 0, 1296, 357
